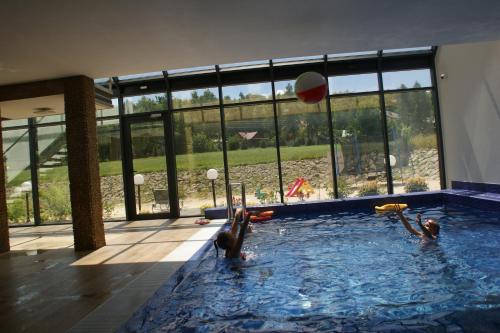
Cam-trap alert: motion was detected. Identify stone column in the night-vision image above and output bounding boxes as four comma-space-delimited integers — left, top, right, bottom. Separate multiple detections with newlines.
64, 76, 105, 251
0, 106, 10, 253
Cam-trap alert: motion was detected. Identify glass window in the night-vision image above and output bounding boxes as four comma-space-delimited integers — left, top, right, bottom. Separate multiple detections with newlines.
168, 66, 215, 75
273, 55, 323, 64
222, 82, 272, 103
385, 90, 440, 193
97, 118, 125, 220
174, 108, 226, 215
329, 51, 378, 59
2, 128, 33, 225
277, 100, 333, 202
219, 60, 267, 69
383, 47, 432, 54
123, 93, 167, 114
118, 72, 163, 81
2, 119, 28, 128
97, 98, 119, 117
382, 69, 432, 90
172, 88, 219, 109
331, 95, 387, 197
225, 103, 280, 206
37, 124, 72, 223
329, 73, 379, 95
274, 80, 296, 99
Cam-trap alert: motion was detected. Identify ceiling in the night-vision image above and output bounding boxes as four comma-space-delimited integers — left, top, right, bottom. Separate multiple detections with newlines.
1, 0, 500, 85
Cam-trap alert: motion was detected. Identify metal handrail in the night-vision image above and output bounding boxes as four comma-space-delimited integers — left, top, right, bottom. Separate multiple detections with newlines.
227, 182, 246, 221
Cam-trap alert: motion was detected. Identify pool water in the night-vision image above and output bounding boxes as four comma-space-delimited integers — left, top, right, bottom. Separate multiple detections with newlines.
124, 205, 500, 332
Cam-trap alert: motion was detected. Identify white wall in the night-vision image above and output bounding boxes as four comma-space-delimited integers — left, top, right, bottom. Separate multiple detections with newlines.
436, 40, 500, 186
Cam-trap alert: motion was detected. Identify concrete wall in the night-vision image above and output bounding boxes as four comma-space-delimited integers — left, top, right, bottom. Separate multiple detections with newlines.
436, 40, 500, 186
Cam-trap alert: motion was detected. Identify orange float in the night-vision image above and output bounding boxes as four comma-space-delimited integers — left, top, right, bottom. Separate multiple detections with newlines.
249, 210, 274, 223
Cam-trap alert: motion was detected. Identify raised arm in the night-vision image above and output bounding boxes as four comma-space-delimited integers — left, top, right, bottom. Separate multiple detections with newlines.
228, 213, 251, 258
416, 213, 434, 239
230, 208, 243, 236
396, 210, 422, 237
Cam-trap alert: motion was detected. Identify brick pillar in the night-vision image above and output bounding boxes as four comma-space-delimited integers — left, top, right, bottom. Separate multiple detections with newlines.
64, 76, 105, 251
0, 106, 10, 253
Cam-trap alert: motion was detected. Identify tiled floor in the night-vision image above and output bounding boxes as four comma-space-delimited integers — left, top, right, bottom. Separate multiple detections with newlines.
0, 218, 225, 333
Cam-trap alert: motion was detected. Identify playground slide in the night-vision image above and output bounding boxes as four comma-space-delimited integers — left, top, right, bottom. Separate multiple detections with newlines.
286, 178, 304, 197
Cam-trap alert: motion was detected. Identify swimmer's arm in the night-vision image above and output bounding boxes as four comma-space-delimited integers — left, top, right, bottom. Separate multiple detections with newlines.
416, 213, 434, 239
396, 211, 422, 237
228, 213, 251, 258
230, 208, 243, 236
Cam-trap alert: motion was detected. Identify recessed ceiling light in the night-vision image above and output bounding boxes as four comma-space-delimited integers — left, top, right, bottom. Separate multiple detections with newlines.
140, 85, 148, 90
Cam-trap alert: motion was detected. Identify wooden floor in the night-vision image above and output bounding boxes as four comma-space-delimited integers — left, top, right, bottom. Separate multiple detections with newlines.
0, 218, 220, 333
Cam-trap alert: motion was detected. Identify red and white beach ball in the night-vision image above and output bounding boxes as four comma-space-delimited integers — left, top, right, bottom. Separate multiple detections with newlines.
295, 72, 327, 104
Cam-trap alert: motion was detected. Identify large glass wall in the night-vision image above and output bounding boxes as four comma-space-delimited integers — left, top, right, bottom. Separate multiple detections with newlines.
2, 128, 33, 225
36, 123, 72, 223
277, 100, 332, 202
173, 108, 226, 215
331, 95, 387, 197
224, 103, 280, 206
97, 117, 125, 219
385, 88, 440, 193
1, 49, 443, 225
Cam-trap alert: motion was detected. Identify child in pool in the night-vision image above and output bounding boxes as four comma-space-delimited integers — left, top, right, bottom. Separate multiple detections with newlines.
395, 208, 440, 240
214, 208, 251, 259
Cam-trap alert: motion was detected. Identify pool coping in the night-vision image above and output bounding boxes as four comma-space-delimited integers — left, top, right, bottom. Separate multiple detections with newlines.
205, 189, 500, 219
116, 189, 500, 332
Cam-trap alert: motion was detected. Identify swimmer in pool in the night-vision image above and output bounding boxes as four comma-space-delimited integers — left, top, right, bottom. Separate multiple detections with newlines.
395, 207, 440, 240
214, 208, 251, 259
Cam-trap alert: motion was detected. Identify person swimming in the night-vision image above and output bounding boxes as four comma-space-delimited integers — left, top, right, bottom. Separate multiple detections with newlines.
214, 208, 251, 259
395, 207, 440, 240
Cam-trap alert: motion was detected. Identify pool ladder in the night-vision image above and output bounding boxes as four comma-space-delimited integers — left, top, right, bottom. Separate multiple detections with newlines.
227, 182, 246, 222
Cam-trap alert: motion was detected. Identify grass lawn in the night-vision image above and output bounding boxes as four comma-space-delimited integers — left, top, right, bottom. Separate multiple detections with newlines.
9, 145, 331, 185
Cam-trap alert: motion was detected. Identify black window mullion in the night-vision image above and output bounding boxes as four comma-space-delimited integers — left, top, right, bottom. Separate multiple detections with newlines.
216, 65, 230, 209
269, 60, 285, 203
324, 55, 339, 199
28, 118, 40, 225
430, 48, 447, 189
377, 51, 394, 194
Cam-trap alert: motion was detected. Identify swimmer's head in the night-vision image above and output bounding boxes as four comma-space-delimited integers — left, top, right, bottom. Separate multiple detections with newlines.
424, 219, 440, 236
216, 231, 236, 250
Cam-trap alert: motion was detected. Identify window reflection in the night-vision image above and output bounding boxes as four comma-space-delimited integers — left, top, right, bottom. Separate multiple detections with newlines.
222, 82, 272, 103
329, 73, 379, 95
331, 95, 387, 197
225, 103, 280, 205
382, 69, 432, 90
172, 88, 219, 109
277, 101, 332, 202
385, 90, 440, 193
174, 108, 226, 215
124, 93, 167, 114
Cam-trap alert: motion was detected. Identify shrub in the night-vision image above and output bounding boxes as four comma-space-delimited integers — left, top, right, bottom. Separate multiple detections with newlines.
410, 134, 436, 150
192, 132, 217, 153
103, 201, 114, 219
39, 184, 72, 221
337, 178, 354, 199
7, 198, 28, 224
358, 181, 380, 197
200, 203, 212, 215
228, 135, 241, 150
404, 177, 429, 193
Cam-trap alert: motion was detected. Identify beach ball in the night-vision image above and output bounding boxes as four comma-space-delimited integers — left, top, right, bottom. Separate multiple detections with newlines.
295, 72, 327, 104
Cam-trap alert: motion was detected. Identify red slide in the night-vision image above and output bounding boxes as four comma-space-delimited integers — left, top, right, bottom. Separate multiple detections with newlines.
285, 178, 304, 197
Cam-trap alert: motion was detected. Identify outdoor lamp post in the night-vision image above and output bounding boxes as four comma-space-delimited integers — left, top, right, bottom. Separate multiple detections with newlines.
21, 181, 32, 223
206, 169, 218, 207
134, 174, 145, 212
